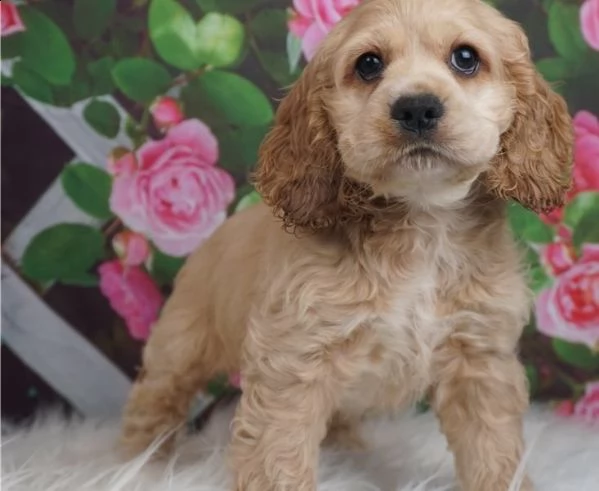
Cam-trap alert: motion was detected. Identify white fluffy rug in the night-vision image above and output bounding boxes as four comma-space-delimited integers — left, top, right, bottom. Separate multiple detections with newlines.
2, 401, 599, 491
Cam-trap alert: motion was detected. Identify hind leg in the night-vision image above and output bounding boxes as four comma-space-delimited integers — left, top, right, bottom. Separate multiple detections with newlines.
120, 307, 225, 459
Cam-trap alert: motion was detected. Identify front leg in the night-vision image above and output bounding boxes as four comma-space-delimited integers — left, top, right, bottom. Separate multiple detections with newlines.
228, 318, 370, 490
432, 337, 533, 491
230, 376, 335, 491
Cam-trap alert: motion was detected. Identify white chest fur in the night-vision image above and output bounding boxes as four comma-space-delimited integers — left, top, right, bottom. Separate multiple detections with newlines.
332, 210, 474, 414
339, 261, 453, 417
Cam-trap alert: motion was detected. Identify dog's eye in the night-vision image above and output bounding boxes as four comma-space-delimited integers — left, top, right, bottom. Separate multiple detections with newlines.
450, 46, 479, 76
355, 53, 384, 81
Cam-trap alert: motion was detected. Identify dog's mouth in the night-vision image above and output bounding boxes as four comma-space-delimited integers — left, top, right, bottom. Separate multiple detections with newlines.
405, 146, 439, 158
400, 144, 451, 170
402, 140, 445, 155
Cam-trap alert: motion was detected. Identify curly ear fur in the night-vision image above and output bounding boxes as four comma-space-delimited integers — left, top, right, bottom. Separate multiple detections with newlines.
486, 24, 573, 214
253, 56, 348, 231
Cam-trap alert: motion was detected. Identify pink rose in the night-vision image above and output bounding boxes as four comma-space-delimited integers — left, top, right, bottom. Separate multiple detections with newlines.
581, 0, 599, 51
1, 2, 25, 37
113, 231, 150, 267
98, 260, 163, 341
288, 0, 360, 61
109, 119, 235, 257
536, 244, 599, 349
555, 225, 573, 242
572, 111, 599, 195
539, 207, 564, 226
574, 381, 599, 423
541, 241, 576, 276
150, 96, 184, 131
108, 147, 137, 176
539, 111, 599, 223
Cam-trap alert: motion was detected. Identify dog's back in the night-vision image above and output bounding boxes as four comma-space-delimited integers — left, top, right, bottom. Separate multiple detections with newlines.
159, 202, 279, 374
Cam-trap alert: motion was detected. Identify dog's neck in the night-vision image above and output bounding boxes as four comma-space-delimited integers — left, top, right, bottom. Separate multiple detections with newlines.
317, 177, 506, 253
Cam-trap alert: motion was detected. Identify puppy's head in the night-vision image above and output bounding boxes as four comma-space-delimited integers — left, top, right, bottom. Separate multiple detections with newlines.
255, 0, 573, 231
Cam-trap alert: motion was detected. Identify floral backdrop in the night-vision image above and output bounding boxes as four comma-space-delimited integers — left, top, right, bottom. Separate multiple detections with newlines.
1, 0, 598, 421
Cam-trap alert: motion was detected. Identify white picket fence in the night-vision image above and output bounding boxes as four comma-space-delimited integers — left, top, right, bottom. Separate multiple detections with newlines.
1, 88, 135, 417
1, 53, 218, 419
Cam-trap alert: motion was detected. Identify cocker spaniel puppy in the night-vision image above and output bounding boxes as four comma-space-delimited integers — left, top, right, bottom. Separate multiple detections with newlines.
120, 0, 573, 489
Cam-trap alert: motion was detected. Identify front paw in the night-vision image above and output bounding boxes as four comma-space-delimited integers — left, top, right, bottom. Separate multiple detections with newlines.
462, 475, 534, 491
233, 472, 317, 491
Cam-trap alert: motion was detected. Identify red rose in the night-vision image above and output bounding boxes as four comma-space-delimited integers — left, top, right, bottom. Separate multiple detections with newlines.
1, 2, 25, 37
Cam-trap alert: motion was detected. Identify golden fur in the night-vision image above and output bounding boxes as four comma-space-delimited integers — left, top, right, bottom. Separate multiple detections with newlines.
120, 1, 573, 490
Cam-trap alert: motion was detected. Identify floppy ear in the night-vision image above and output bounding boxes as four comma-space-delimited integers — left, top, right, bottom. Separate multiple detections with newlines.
485, 25, 573, 214
253, 55, 344, 231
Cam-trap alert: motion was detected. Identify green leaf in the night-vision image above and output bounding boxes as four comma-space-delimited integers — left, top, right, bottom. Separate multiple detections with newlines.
87, 57, 116, 95
249, 9, 287, 46
564, 192, 599, 249
22, 224, 105, 283
287, 32, 303, 74
73, 0, 116, 40
1, 75, 13, 87
213, 124, 269, 175
149, 0, 200, 71
37, 1, 77, 40
195, 13, 245, 68
536, 57, 574, 83
548, 1, 589, 63
249, 11, 300, 86
235, 189, 262, 212
573, 213, 599, 248
83, 100, 121, 139
524, 246, 552, 292
256, 50, 300, 87
11, 62, 54, 104
530, 263, 552, 293
149, 248, 186, 285
112, 58, 172, 103
206, 373, 229, 396
552, 339, 599, 371
564, 192, 599, 229
1, 33, 21, 60
110, 29, 140, 58
124, 116, 146, 148
525, 365, 539, 397
182, 70, 273, 128
508, 202, 554, 244
51, 68, 93, 107
2, 7, 75, 85
543, 0, 556, 10
60, 163, 114, 220
71, 67, 94, 102
195, 0, 271, 15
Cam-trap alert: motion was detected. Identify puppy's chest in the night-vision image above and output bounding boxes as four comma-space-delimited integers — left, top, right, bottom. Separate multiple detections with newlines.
365, 249, 457, 349
340, 256, 457, 413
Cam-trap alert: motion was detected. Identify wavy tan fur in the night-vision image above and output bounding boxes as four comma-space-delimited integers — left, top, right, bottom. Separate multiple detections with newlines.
120, 1, 573, 490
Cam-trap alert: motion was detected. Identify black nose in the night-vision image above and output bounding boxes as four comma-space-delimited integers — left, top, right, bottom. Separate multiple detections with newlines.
390, 94, 444, 136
